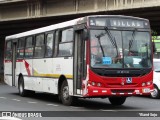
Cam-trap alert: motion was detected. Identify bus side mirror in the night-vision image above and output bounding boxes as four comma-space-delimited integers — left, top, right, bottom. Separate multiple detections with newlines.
152, 42, 156, 53
83, 29, 89, 41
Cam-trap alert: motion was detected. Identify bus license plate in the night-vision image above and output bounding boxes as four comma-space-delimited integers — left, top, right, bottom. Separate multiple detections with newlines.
142, 88, 150, 93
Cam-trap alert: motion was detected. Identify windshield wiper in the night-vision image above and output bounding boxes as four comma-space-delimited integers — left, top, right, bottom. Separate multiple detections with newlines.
104, 27, 117, 48
95, 33, 105, 57
95, 27, 118, 57
129, 28, 137, 52
104, 27, 118, 57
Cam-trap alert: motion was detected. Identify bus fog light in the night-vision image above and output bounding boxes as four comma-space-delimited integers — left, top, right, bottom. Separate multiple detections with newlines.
97, 83, 101, 87
142, 83, 146, 86
142, 88, 150, 93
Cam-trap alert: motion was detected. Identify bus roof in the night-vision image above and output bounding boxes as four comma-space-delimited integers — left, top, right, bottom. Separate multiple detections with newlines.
5, 17, 84, 41
5, 15, 149, 41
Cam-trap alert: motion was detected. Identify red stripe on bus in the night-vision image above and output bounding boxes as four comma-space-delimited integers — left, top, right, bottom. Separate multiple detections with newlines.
24, 60, 31, 76
16, 59, 23, 62
4, 59, 23, 63
4, 60, 11, 63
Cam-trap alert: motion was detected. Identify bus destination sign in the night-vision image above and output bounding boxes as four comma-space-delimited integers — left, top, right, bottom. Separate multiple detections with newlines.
89, 17, 149, 28
110, 18, 145, 28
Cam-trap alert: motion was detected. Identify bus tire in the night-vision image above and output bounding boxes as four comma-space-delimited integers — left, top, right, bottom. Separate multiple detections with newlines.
60, 80, 74, 106
109, 97, 126, 106
151, 84, 160, 99
18, 76, 28, 97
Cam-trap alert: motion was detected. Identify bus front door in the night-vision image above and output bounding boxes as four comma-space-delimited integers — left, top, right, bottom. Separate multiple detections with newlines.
74, 30, 86, 95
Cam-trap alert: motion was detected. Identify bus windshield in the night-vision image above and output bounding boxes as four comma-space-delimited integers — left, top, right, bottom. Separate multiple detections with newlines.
90, 29, 152, 69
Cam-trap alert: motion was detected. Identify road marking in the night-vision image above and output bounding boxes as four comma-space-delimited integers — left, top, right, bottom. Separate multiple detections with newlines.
28, 101, 37, 104
100, 109, 117, 111
0, 97, 6, 99
46, 104, 59, 107
70, 106, 81, 109
12, 99, 21, 102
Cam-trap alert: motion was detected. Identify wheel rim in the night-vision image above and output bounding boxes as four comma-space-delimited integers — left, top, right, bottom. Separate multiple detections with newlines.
151, 88, 158, 98
62, 86, 69, 101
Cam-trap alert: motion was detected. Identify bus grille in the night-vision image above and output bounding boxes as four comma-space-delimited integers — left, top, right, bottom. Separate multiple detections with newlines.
111, 89, 135, 93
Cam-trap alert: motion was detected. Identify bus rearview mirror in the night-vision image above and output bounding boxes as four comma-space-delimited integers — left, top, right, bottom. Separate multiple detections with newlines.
152, 42, 157, 53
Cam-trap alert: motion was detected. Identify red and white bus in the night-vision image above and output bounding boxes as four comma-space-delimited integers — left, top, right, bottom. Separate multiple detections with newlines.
4, 15, 154, 106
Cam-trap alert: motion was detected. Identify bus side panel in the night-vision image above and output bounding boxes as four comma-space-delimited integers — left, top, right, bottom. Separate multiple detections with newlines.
4, 61, 12, 86
15, 60, 23, 87
32, 59, 45, 91
32, 58, 56, 92
19, 57, 74, 94
42, 78, 54, 93
42, 78, 73, 95
67, 79, 73, 95
15, 61, 20, 87
52, 58, 73, 95
23, 76, 34, 90
22, 59, 33, 90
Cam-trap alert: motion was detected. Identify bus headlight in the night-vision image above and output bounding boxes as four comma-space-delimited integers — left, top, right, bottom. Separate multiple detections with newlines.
92, 82, 96, 86
97, 83, 101, 87
142, 83, 146, 86
91, 82, 102, 87
147, 81, 151, 86
142, 81, 152, 87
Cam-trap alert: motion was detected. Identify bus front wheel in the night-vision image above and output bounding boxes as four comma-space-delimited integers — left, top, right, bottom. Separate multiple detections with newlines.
108, 97, 126, 106
60, 80, 74, 106
151, 84, 160, 99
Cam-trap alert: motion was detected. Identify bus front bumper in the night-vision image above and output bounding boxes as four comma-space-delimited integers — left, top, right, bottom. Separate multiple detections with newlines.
84, 85, 154, 97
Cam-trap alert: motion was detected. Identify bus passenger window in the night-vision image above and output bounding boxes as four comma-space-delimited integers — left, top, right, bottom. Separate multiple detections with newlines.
59, 43, 73, 56
25, 36, 33, 58
34, 34, 45, 58
61, 28, 73, 42
17, 38, 25, 59
45, 33, 54, 57
58, 28, 73, 56
5, 41, 12, 60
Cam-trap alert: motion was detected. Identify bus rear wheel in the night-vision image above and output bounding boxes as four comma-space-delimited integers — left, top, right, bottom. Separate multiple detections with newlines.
108, 97, 126, 106
18, 76, 27, 97
60, 80, 74, 106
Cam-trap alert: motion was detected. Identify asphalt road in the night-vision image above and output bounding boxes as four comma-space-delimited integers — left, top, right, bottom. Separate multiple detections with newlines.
0, 83, 160, 120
